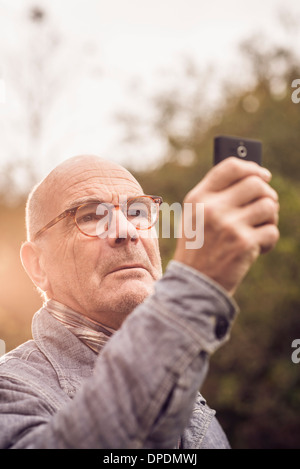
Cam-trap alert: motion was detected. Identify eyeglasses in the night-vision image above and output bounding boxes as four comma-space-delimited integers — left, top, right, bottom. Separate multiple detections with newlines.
33, 195, 163, 241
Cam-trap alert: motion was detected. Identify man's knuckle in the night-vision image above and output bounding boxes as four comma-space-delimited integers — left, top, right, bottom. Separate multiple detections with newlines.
204, 202, 215, 218
184, 188, 199, 204
223, 157, 240, 172
204, 202, 223, 227
269, 225, 280, 243
237, 231, 255, 251
261, 197, 276, 214
247, 174, 264, 189
218, 217, 247, 247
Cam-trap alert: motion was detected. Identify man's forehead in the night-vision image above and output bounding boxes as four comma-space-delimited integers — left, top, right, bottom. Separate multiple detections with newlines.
54, 158, 142, 208
40, 156, 142, 215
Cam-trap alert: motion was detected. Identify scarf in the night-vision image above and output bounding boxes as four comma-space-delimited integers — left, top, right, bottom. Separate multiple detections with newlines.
45, 299, 115, 354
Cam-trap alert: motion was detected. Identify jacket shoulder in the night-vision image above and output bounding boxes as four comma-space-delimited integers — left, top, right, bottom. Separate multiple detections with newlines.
0, 340, 63, 404
0, 340, 46, 375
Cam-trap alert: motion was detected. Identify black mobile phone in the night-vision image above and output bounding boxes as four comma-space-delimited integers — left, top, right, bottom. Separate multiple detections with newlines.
214, 135, 262, 166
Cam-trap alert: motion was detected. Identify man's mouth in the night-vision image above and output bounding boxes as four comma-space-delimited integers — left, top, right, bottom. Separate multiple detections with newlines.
109, 264, 147, 274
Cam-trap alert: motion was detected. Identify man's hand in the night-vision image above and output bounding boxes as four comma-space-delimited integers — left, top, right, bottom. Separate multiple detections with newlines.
174, 157, 280, 295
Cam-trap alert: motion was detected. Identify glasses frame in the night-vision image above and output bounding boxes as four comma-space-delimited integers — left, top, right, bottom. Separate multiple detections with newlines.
33, 195, 163, 241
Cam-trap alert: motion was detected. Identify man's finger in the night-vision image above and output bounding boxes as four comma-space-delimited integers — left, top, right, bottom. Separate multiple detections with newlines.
202, 157, 272, 192
222, 175, 278, 207
239, 198, 279, 227
253, 224, 280, 254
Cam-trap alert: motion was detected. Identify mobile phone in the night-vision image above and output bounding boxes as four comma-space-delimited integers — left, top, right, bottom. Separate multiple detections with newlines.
214, 135, 262, 166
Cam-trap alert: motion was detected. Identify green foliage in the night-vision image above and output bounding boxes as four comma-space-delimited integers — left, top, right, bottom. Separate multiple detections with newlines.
202, 173, 300, 448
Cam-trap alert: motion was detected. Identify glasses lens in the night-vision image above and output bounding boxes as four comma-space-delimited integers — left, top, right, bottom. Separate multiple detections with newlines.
75, 203, 110, 236
75, 198, 159, 237
127, 197, 157, 229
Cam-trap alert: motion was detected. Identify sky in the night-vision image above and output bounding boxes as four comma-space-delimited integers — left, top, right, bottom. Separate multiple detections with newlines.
0, 0, 300, 183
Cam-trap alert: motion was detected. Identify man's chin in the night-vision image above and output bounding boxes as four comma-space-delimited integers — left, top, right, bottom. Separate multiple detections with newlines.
119, 287, 150, 311
115, 277, 154, 304
108, 268, 155, 299
96, 275, 154, 325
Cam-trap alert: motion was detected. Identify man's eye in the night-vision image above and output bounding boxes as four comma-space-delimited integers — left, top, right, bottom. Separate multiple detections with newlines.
128, 207, 148, 218
77, 213, 97, 224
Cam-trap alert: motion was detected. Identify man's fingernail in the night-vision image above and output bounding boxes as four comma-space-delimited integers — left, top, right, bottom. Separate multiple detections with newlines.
261, 168, 272, 180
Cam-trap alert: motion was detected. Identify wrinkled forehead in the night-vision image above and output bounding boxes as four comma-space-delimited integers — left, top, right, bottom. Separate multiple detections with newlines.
46, 157, 143, 216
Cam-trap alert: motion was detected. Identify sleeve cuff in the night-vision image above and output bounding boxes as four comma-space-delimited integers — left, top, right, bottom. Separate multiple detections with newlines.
151, 260, 239, 354
168, 260, 239, 315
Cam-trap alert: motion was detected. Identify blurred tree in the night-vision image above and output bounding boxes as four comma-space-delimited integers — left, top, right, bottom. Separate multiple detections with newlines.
0, 5, 100, 203
0, 6, 64, 202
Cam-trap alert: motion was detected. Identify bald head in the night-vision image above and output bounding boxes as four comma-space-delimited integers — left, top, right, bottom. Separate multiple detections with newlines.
25, 155, 142, 241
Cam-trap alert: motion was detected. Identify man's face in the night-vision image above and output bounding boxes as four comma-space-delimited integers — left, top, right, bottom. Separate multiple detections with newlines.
38, 157, 163, 329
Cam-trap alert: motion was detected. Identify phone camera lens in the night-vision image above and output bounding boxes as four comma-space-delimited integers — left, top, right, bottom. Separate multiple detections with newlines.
237, 145, 247, 158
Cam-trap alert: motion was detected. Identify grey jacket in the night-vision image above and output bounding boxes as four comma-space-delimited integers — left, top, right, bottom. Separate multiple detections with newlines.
0, 261, 237, 449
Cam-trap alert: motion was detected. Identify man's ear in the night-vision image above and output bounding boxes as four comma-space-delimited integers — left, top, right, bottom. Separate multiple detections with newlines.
20, 241, 50, 293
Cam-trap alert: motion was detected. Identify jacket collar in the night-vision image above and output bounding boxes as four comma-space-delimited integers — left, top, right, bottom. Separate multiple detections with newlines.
32, 307, 97, 397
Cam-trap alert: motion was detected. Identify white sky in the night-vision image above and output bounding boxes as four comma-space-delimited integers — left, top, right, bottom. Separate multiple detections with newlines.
0, 0, 300, 181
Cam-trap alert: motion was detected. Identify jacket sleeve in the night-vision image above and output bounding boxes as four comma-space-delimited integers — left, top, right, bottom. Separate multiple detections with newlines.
0, 261, 238, 449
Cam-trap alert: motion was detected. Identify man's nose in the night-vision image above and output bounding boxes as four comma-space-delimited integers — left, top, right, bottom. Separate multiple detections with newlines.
106, 207, 138, 247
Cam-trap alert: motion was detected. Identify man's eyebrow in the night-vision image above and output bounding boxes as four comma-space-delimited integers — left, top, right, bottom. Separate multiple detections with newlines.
65, 197, 105, 210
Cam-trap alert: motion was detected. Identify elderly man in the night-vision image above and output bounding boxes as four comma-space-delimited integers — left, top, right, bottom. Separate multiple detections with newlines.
0, 155, 279, 449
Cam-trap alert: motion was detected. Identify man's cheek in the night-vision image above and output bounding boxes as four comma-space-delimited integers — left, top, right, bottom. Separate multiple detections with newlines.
141, 237, 162, 278
74, 249, 102, 283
